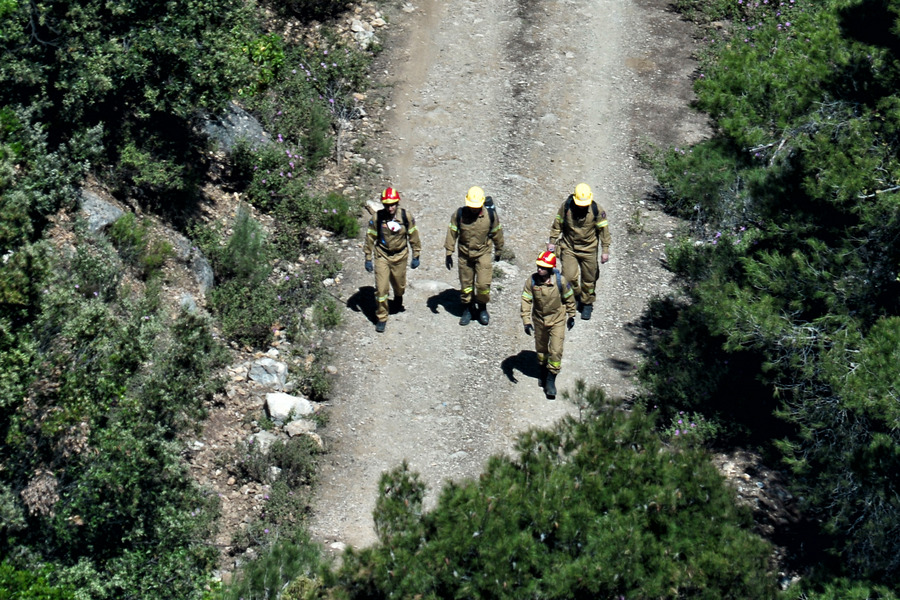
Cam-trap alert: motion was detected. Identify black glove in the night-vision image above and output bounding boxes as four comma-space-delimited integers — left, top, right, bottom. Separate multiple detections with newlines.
445, 255, 453, 270
365, 259, 374, 273
524, 324, 533, 336
410, 257, 420, 269
494, 253, 501, 262
567, 317, 575, 330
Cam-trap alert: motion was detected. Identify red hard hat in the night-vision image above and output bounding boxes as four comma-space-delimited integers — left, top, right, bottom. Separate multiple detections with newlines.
381, 187, 401, 204
536, 251, 557, 269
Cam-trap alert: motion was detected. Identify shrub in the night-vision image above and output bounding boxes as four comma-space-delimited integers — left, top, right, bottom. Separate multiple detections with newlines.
223, 530, 325, 600
209, 278, 279, 348
319, 191, 359, 238
215, 207, 273, 284
107, 212, 174, 279
332, 385, 776, 599
0, 561, 74, 600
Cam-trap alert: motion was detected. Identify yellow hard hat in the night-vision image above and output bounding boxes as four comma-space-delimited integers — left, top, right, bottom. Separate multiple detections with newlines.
465, 186, 486, 208
573, 182, 593, 207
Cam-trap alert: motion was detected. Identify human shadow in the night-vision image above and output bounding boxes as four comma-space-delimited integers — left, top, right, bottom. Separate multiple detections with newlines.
500, 350, 541, 385
426, 288, 465, 318
346, 286, 378, 324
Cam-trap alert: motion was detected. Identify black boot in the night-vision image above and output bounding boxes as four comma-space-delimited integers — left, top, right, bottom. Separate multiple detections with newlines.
544, 372, 557, 399
477, 302, 490, 325
391, 295, 405, 313
459, 303, 473, 326
581, 303, 593, 320
538, 365, 548, 388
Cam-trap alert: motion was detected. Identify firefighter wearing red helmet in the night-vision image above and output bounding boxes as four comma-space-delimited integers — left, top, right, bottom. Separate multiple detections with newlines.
364, 187, 421, 333
547, 182, 611, 321
521, 251, 577, 399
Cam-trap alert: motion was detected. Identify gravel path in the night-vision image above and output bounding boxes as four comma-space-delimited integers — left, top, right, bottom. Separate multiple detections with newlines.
308, 0, 708, 552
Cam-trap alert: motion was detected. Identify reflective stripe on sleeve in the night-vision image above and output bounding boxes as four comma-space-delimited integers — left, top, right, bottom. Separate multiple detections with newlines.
596, 220, 609, 228
522, 291, 533, 300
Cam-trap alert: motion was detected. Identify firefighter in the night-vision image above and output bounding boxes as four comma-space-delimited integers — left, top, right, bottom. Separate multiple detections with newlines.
547, 182, 611, 320
444, 186, 504, 326
364, 187, 421, 333
521, 251, 577, 399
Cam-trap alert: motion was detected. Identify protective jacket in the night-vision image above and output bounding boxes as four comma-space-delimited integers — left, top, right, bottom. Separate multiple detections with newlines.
549, 195, 611, 254
521, 271, 577, 327
445, 207, 504, 258
365, 208, 421, 260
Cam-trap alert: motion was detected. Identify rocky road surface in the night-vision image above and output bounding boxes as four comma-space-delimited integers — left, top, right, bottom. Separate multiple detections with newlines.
308, 0, 709, 552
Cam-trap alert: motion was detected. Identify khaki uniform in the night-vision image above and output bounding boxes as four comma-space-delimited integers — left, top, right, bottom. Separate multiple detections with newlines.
444, 207, 504, 305
521, 271, 577, 374
549, 196, 611, 305
365, 208, 421, 323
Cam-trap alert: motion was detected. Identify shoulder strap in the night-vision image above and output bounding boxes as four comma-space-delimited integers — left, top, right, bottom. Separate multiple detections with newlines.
564, 196, 599, 220
456, 207, 463, 230
376, 211, 385, 246
554, 269, 563, 296
401, 208, 409, 230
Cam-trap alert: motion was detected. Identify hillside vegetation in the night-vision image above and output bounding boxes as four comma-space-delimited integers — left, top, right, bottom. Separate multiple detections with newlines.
1, 0, 899, 598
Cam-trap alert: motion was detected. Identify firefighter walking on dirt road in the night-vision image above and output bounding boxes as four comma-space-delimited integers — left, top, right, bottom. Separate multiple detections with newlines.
521, 251, 577, 399
364, 187, 421, 333
444, 186, 504, 326
547, 182, 611, 320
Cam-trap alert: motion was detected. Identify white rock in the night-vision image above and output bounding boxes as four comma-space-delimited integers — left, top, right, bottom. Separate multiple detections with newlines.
266, 392, 315, 423
284, 419, 317, 437
249, 431, 279, 453
249, 358, 288, 390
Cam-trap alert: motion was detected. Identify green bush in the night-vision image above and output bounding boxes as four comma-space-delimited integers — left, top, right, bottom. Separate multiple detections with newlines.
107, 212, 174, 279
210, 278, 279, 348
0, 561, 74, 600
641, 0, 900, 585
332, 385, 776, 599
319, 191, 359, 238
222, 530, 325, 600
276, 0, 347, 22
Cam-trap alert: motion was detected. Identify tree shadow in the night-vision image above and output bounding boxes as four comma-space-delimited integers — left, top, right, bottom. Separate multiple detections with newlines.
500, 350, 540, 384
604, 357, 635, 373
346, 286, 378, 324
426, 288, 464, 318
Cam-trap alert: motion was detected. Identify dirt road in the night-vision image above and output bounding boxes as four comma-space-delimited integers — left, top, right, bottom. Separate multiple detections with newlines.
309, 0, 708, 551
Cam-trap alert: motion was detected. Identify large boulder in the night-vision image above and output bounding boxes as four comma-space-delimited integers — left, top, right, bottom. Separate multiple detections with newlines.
78, 189, 123, 234
249, 358, 288, 390
265, 392, 314, 424
200, 102, 269, 153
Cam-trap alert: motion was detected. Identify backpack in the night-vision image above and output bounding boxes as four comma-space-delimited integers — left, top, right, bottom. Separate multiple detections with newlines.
529, 269, 565, 297
564, 195, 599, 222
376, 208, 410, 247
455, 196, 497, 238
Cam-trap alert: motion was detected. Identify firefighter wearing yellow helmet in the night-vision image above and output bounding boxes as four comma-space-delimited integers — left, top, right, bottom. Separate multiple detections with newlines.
547, 182, 611, 320
444, 186, 505, 326
364, 187, 422, 333
521, 251, 577, 398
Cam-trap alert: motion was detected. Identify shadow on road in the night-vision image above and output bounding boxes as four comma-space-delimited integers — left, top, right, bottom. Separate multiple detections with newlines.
426, 288, 465, 318
346, 286, 378, 324
500, 350, 540, 384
